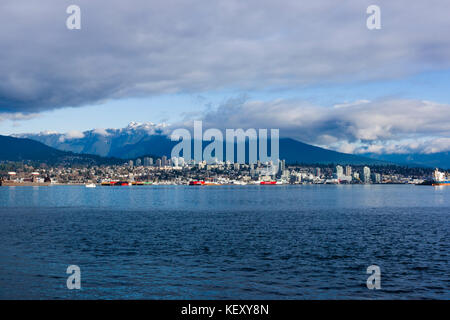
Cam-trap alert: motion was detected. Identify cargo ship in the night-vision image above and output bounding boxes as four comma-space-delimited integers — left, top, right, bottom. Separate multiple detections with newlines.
101, 181, 127, 186
260, 180, 283, 185
432, 169, 450, 186
100, 181, 148, 186
188, 180, 223, 186
189, 180, 205, 186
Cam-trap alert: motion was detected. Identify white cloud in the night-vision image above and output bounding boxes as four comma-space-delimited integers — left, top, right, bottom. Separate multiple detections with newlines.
0, 112, 39, 122
58, 130, 85, 142
333, 100, 371, 109
352, 138, 450, 155
93, 128, 110, 136
39, 130, 59, 135
196, 97, 450, 154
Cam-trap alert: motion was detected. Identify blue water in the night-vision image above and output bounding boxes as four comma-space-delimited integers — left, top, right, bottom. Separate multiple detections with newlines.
0, 185, 448, 299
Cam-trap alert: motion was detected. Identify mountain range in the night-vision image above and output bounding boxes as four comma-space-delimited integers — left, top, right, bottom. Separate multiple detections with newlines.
10, 122, 385, 165
363, 152, 450, 169
7, 122, 450, 168
0, 135, 121, 166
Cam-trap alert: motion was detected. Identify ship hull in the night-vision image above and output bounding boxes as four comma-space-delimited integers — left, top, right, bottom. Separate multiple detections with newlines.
260, 181, 277, 185
432, 181, 450, 186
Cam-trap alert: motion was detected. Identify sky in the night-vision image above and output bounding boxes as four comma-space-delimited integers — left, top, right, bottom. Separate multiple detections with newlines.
1, 0, 450, 155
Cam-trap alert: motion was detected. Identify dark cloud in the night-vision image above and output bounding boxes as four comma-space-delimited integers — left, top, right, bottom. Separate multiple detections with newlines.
1, 0, 450, 113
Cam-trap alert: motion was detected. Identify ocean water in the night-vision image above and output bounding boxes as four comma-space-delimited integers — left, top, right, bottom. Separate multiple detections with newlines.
0, 185, 448, 299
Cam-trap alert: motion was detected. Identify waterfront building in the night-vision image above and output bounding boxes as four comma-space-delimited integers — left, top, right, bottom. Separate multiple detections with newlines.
363, 166, 371, 183
279, 160, 286, 173
315, 167, 321, 178
335, 165, 344, 179
345, 165, 352, 177
372, 173, 381, 184
143, 157, 153, 166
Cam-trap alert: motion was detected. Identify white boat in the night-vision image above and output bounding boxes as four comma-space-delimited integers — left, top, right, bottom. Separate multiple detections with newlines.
85, 183, 96, 188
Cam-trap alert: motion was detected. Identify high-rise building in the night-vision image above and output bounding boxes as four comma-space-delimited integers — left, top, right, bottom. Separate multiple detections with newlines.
363, 166, 371, 183
345, 165, 352, 177
335, 165, 344, 179
315, 167, 321, 177
135, 158, 142, 166
161, 156, 167, 166
128, 160, 134, 167
279, 160, 285, 173
156, 159, 162, 167
143, 157, 153, 167
372, 173, 381, 184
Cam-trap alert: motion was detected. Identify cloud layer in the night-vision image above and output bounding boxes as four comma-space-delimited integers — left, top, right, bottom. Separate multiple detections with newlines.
196, 97, 450, 154
1, 0, 450, 112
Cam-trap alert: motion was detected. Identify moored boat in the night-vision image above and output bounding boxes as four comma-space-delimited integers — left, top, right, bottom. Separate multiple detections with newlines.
260, 181, 277, 185
432, 168, 450, 186
189, 180, 205, 186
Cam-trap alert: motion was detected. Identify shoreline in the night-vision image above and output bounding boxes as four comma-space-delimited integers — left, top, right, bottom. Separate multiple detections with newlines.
0, 182, 439, 187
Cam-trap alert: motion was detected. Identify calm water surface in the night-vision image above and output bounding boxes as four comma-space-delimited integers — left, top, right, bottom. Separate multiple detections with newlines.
0, 185, 448, 299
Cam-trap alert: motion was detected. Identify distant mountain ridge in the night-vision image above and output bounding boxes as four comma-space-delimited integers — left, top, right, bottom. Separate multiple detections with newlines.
0, 135, 122, 165
13, 122, 389, 165
13, 122, 168, 157
362, 152, 450, 169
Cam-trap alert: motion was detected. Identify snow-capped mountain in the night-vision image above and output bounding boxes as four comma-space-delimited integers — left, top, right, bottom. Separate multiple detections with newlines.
14, 122, 171, 158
